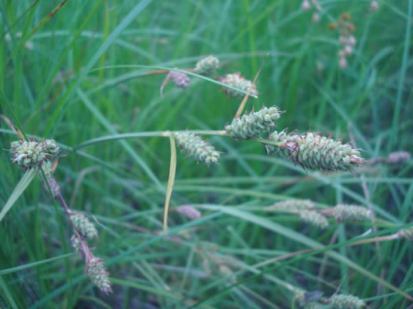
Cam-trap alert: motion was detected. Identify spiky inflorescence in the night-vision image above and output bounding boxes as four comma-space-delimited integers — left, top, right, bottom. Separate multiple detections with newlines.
219, 73, 258, 97
86, 257, 112, 294
267, 199, 315, 212
299, 210, 329, 229
225, 106, 281, 139
167, 70, 190, 88
10, 138, 59, 170
174, 132, 220, 165
194, 55, 220, 75
329, 294, 365, 309
324, 204, 373, 222
266, 131, 363, 171
176, 205, 202, 220
70, 212, 98, 240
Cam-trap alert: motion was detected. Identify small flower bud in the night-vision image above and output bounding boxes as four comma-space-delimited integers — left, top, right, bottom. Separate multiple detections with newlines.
194, 55, 220, 75
86, 257, 112, 294
176, 205, 202, 220
225, 106, 281, 139
70, 212, 98, 240
329, 294, 365, 309
219, 73, 258, 98
10, 138, 59, 170
174, 132, 220, 165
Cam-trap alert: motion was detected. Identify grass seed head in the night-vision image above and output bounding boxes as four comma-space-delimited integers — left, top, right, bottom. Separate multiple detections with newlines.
174, 132, 220, 165
70, 212, 98, 240
176, 205, 202, 220
329, 294, 365, 309
219, 73, 258, 97
325, 204, 373, 222
225, 106, 281, 139
11, 138, 59, 170
194, 55, 220, 75
267, 131, 363, 171
86, 256, 112, 294
299, 210, 329, 229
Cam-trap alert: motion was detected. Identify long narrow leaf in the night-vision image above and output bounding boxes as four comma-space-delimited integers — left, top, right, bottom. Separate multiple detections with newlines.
0, 169, 37, 222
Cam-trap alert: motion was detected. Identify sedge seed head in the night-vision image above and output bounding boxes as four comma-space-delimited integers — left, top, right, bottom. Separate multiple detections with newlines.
225, 106, 281, 139
86, 257, 112, 294
70, 212, 98, 240
194, 55, 220, 75
219, 73, 258, 98
329, 294, 365, 309
174, 132, 220, 165
10, 138, 59, 170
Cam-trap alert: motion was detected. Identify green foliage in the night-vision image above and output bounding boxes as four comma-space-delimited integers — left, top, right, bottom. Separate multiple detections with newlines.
0, 0, 412, 308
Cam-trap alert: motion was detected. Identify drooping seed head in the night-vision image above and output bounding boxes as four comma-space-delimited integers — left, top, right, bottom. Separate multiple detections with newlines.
386, 151, 411, 164
71, 234, 82, 254
70, 212, 98, 240
167, 70, 191, 88
324, 204, 373, 222
10, 138, 59, 170
266, 131, 363, 171
194, 55, 220, 75
225, 106, 281, 139
86, 257, 112, 294
174, 132, 220, 165
329, 294, 365, 309
219, 73, 258, 97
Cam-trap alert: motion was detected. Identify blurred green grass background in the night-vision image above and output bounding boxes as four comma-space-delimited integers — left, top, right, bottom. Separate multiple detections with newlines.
0, 0, 412, 308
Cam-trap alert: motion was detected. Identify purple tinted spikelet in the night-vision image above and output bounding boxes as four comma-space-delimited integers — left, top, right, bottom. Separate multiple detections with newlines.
168, 70, 191, 88
225, 106, 281, 139
176, 205, 202, 220
266, 131, 363, 171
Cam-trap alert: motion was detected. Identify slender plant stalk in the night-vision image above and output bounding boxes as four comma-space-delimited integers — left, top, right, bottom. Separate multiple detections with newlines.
163, 136, 177, 232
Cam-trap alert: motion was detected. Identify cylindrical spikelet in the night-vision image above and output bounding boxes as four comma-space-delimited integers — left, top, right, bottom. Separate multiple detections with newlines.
266, 131, 363, 171
329, 294, 365, 309
194, 55, 220, 75
10, 138, 59, 170
267, 199, 315, 212
167, 70, 190, 88
86, 257, 112, 294
323, 204, 373, 222
299, 210, 329, 229
225, 106, 281, 139
174, 132, 220, 165
70, 212, 98, 239
219, 73, 258, 97
176, 205, 202, 220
